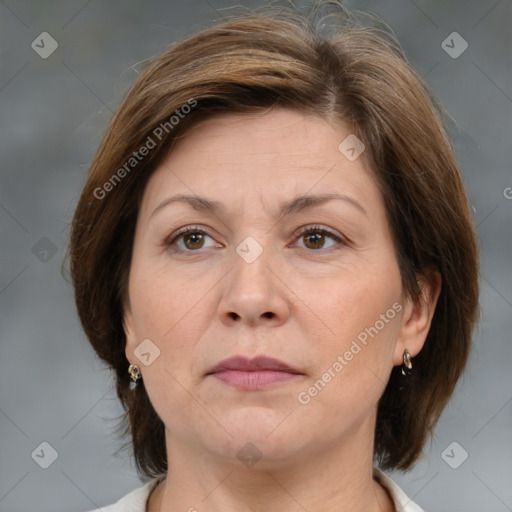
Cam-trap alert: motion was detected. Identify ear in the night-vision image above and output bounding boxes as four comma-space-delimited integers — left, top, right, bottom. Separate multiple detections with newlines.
122, 297, 138, 365
393, 269, 442, 366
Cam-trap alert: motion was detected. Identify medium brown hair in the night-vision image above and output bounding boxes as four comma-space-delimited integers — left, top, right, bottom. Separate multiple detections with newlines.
68, 1, 479, 477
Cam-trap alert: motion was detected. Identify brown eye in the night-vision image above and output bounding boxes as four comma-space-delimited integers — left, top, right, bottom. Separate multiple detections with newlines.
183, 232, 205, 250
165, 226, 219, 253
303, 231, 325, 249
296, 226, 344, 251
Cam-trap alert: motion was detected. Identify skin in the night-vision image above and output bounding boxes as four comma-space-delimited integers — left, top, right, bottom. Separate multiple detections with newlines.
123, 107, 441, 512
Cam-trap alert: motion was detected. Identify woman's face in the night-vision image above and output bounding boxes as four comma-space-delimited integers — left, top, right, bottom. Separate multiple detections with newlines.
123, 108, 421, 468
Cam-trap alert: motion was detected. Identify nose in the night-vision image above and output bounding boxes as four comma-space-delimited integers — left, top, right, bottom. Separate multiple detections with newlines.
218, 244, 290, 328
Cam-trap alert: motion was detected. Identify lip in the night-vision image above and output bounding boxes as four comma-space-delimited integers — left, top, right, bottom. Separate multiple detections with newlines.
212, 370, 301, 390
206, 355, 303, 375
206, 356, 304, 391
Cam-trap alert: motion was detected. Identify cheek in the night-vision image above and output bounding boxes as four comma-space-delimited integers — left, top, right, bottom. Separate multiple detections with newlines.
298, 259, 403, 377
128, 262, 198, 337
295, 281, 402, 424
126, 269, 208, 425
127, 264, 212, 378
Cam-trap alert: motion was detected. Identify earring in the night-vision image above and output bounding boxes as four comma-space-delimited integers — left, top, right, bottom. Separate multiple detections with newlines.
128, 364, 141, 383
401, 349, 412, 376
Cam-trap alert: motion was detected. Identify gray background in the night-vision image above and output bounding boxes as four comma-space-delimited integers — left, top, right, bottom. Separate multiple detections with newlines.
1, 1, 511, 511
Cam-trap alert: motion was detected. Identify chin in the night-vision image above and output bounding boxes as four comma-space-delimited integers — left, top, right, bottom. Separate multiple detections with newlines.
203, 408, 305, 465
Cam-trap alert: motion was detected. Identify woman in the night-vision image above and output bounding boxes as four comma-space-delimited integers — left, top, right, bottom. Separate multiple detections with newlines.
69, 2, 479, 511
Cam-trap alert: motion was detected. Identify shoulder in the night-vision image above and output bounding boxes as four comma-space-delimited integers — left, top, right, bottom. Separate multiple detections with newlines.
373, 468, 426, 512
81, 478, 161, 512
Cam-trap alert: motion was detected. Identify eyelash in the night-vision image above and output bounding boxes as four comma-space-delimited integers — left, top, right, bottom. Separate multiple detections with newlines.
296, 225, 346, 250
164, 225, 347, 253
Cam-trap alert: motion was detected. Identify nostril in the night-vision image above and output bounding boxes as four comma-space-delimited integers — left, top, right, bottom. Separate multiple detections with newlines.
262, 312, 274, 319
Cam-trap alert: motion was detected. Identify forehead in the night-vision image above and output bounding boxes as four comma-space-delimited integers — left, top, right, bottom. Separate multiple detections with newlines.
171, 108, 348, 161
139, 108, 379, 220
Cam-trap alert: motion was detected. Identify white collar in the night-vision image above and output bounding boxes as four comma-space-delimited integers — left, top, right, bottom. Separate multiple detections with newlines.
373, 468, 426, 511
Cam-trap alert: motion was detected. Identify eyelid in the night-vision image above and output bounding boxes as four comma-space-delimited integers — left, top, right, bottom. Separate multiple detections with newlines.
294, 224, 343, 241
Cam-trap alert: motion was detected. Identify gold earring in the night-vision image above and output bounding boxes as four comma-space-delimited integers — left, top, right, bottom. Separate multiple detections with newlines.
128, 364, 141, 382
401, 349, 412, 376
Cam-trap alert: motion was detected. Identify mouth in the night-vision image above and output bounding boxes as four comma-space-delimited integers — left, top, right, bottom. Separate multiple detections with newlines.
205, 355, 304, 391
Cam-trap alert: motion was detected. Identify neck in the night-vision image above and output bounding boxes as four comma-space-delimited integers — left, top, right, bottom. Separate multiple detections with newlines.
148, 422, 395, 512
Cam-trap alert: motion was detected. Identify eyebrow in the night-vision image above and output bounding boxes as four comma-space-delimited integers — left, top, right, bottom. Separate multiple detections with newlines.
150, 192, 367, 220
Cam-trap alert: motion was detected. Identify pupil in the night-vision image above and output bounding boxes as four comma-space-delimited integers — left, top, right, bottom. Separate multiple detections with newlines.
307, 232, 323, 248
186, 233, 203, 248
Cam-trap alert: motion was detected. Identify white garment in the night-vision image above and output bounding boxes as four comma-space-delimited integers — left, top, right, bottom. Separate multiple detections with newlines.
83, 468, 425, 512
